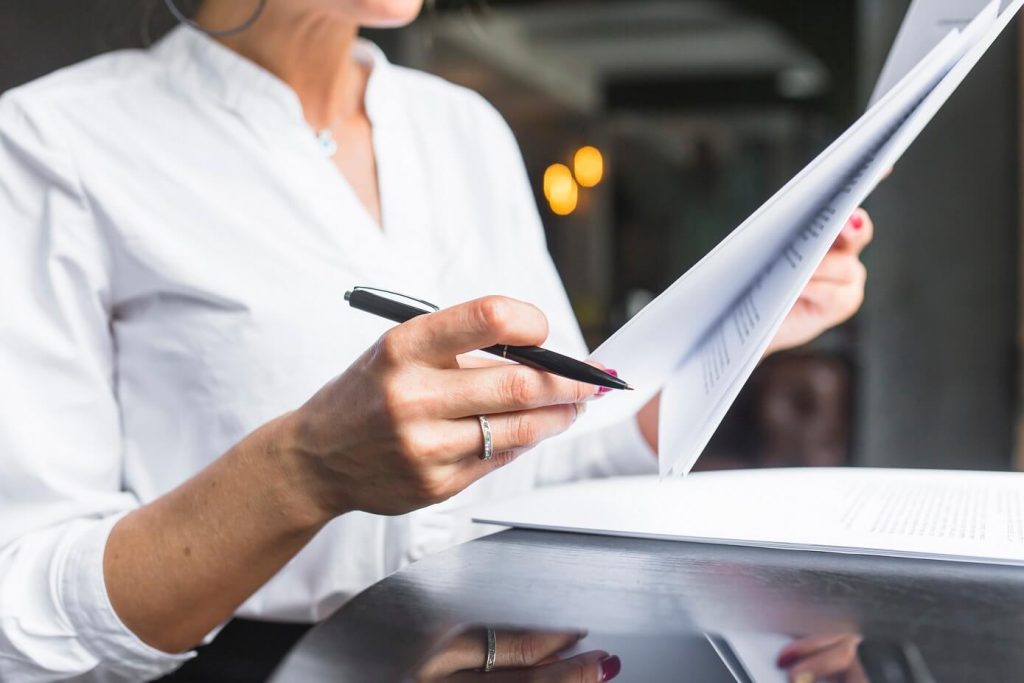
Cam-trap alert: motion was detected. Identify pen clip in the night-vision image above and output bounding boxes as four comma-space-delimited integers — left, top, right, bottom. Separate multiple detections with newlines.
348, 286, 440, 313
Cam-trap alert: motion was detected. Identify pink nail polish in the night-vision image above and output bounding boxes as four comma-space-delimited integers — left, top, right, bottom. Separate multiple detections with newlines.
599, 655, 621, 681
607, 369, 619, 377
850, 214, 864, 230
598, 386, 612, 395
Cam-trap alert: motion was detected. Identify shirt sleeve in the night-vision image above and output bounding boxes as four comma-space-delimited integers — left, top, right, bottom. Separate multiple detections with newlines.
473, 97, 658, 485
0, 94, 193, 681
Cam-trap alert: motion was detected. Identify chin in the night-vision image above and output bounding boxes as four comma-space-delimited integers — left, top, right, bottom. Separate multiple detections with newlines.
351, 0, 425, 28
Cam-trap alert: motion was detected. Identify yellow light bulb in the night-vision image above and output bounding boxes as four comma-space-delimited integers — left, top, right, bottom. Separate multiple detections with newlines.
573, 145, 604, 188
543, 163, 573, 202
548, 175, 579, 216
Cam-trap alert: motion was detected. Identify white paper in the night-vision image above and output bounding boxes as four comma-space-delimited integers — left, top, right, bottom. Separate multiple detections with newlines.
871, 0, 1014, 104
580, 1, 1020, 477
472, 468, 1024, 566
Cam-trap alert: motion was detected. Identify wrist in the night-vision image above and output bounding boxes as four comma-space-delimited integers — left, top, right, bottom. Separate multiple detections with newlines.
254, 412, 349, 532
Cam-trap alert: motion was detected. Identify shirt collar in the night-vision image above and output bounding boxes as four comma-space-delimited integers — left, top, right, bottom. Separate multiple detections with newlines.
152, 25, 394, 129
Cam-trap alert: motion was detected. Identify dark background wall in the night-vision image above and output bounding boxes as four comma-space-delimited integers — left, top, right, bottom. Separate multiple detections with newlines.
857, 0, 1020, 470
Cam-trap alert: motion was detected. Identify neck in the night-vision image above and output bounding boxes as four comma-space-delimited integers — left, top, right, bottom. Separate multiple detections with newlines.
195, 2, 367, 129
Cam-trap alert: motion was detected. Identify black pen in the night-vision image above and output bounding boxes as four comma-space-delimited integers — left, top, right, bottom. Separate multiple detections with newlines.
345, 287, 633, 391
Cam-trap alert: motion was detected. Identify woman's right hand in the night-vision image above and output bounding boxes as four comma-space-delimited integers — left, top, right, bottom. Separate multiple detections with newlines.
283, 295, 602, 518
415, 629, 620, 682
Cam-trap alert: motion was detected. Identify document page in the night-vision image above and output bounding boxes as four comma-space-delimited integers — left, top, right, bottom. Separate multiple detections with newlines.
872, 0, 1013, 103
579, 0, 1022, 477
471, 468, 1024, 566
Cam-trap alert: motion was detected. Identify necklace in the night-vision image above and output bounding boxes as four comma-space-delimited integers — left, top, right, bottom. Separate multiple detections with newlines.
314, 109, 347, 157
315, 127, 339, 157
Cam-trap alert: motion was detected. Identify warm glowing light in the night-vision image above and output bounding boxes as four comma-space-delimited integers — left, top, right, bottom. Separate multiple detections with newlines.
573, 145, 604, 187
548, 175, 579, 216
543, 163, 573, 202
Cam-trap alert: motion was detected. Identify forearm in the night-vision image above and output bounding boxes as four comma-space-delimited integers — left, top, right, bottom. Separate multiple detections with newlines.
104, 413, 333, 654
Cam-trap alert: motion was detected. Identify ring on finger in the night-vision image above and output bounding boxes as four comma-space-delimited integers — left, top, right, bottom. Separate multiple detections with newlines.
478, 415, 494, 461
483, 627, 497, 672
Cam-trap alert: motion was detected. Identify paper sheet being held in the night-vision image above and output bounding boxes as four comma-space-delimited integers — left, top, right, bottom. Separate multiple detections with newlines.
579, 0, 1022, 477
872, 0, 1015, 103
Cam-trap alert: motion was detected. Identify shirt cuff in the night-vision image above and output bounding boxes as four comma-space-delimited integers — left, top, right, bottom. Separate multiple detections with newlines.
535, 412, 658, 486
59, 514, 196, 680
597, 413, 659, 477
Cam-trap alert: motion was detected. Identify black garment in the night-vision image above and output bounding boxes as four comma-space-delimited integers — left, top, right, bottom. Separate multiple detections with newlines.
156, 619, 312, 683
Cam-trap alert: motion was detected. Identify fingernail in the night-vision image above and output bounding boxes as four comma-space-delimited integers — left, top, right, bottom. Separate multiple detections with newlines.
597, 386, 612, 396
599, 655, 621, 681
607, 369, 619, 377
849, 214, 864, 230
777, 651, 798, 668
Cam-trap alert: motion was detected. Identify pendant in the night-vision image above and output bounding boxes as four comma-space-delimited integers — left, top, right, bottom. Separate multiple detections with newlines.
316, 129, 338, 157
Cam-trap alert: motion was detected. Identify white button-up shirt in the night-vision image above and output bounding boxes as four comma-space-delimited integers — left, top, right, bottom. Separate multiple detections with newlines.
0, 26, 654, 682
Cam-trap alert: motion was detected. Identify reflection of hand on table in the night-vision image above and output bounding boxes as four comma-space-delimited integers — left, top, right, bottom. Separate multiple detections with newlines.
415, 629, 621, 682
777, 634, 868, 683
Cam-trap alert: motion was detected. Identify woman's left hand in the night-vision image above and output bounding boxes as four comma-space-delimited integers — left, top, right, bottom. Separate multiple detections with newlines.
635, 208, 873, 452
777, 634, 868, 683
765, 208, 873, 356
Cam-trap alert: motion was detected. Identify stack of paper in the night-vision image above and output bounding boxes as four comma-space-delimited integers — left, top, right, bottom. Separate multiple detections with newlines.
472, 468, 1024, 566
579, 0, 1024, 477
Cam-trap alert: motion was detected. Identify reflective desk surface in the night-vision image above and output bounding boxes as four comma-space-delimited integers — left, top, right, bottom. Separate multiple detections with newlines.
272, 529, 1024, 682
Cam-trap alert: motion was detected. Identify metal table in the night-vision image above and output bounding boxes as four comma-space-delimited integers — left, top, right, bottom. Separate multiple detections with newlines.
271, 528, 1024, 681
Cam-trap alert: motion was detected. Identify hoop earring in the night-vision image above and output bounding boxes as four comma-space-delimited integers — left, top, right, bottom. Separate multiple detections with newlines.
163, 0, 268, 37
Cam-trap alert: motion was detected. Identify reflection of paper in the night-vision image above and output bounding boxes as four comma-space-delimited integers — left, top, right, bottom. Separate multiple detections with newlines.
707, 632, 792, 683
871, 0, 1013, 104
472, 468, 1024, 566
581, 0, 1021, 477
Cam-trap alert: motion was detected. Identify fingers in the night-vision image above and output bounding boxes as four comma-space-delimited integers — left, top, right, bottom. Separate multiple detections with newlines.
783, 635, 863, 682
390, 296, 550, 367
456, 354, 507, 369
514, 651, 618, 683
806, 251, 867, 287
778, 635, 850, 665
439, 364, 601, 418
832, 208, 873, 256
491, 631, 586, 669
416, 630, 585, 680
797, 280, 865, 322
444, 403, 581, 467
444, 650, 617, 683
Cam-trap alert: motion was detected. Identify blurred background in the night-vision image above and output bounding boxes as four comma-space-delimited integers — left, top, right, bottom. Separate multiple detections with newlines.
2, 0, 1020, 473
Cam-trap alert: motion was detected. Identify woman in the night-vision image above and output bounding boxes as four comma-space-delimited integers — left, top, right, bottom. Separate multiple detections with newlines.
0, 0, 872, 680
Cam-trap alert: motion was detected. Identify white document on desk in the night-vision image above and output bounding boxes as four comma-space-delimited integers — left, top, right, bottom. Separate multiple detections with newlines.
580, 0, 1022, 477
472, 468, 1024, 566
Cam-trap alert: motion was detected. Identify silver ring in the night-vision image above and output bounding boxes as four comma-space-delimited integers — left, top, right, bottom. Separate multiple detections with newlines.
478, 415, 494, 461
483, 627, 497, 672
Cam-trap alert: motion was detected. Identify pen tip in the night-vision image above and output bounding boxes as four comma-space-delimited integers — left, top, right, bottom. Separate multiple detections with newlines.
623, 383, 635, 391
